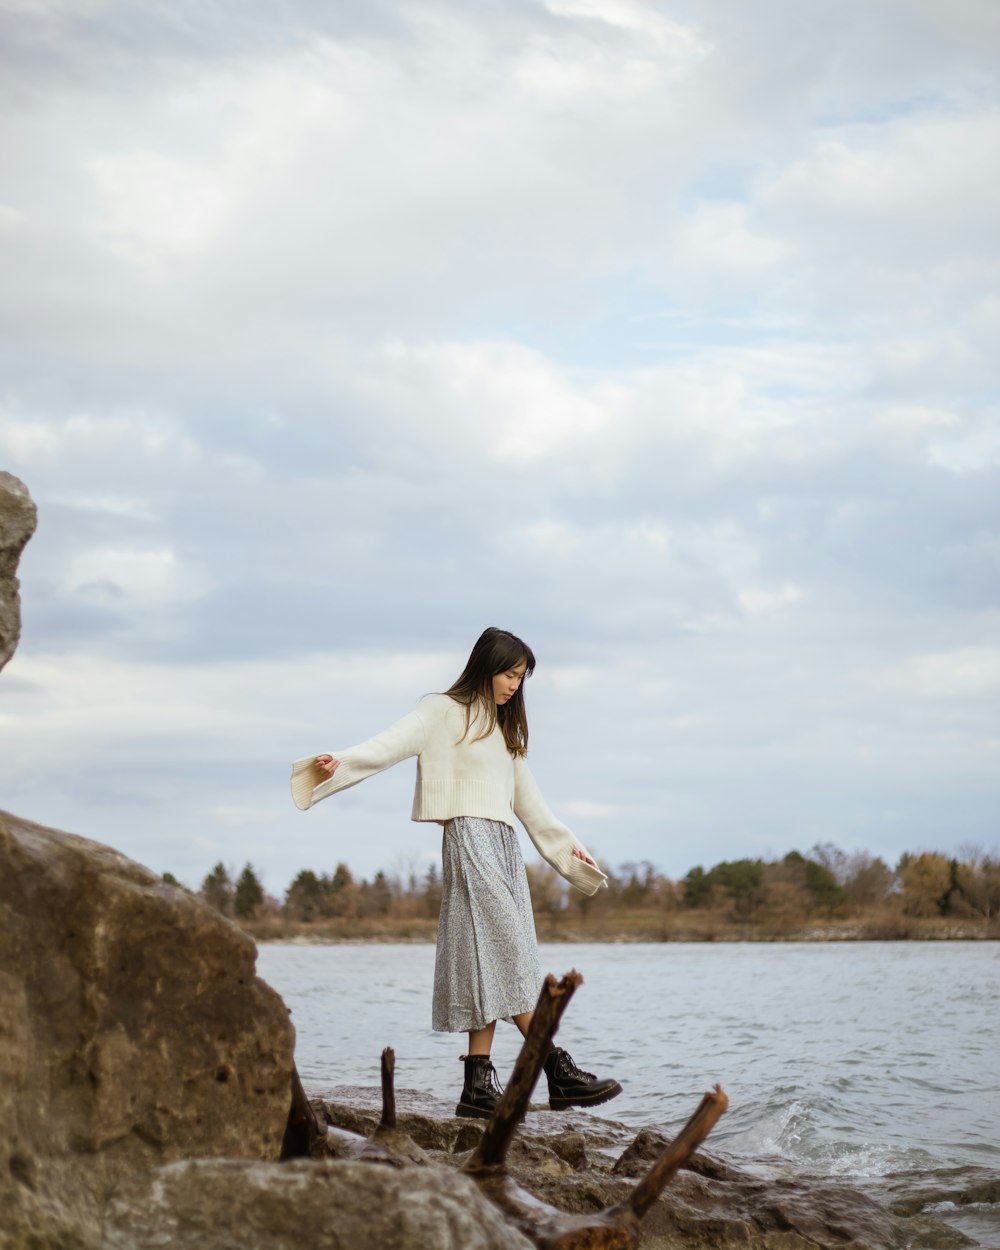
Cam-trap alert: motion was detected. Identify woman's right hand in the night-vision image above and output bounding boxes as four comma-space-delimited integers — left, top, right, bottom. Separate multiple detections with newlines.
315, 754, 340, 779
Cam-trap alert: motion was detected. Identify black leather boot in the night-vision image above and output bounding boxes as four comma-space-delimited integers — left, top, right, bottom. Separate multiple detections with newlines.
544, 1047, 622, 1110
455, 1054, 504, 1119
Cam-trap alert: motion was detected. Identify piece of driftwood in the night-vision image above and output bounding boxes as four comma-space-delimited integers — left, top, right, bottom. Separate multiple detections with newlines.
380, 1046, 397, 1128
469, 970, 582, 1171
625, 1085, 728, 1218
462, 970, 729, 1250
280, 1061, 327, 1159
360, 1047, 430, 1167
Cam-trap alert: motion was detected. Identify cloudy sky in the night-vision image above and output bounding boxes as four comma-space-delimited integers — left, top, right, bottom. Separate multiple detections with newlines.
1, 0, 998, 898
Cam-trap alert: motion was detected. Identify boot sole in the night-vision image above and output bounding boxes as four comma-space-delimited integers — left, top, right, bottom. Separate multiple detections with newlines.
549, 1081, 623, 1111
455, 1101, 495, 1120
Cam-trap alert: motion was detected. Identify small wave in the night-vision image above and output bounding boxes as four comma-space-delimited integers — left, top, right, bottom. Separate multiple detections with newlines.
927, 1202, 1000, 1213
799, 1139, 938, 1180
726, 1095, 940, 1179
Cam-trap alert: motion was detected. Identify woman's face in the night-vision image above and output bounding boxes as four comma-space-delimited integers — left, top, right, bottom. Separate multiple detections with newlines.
492, 658, 528, 705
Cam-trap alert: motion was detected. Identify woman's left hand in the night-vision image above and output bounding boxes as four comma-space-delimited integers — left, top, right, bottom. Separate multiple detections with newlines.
572, 848, 598, 868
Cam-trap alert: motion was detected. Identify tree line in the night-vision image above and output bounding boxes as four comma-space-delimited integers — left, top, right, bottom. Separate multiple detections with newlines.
175, 842, 1000, 936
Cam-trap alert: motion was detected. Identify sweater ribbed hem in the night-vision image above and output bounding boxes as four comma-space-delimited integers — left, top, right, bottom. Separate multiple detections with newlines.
290, 757, 370, 809
552, 851, 608, 896
410, 778, 514, 825
290, 757, 324, 810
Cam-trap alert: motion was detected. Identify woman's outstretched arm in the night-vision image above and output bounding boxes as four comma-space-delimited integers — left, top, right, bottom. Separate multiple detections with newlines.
290, 704, 431, 810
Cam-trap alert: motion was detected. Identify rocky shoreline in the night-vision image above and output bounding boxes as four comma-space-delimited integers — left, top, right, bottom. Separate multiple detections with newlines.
307, 1083, 999, 1250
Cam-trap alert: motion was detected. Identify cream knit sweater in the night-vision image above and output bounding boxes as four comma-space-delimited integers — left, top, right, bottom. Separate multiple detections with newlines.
290, 693, 607, 897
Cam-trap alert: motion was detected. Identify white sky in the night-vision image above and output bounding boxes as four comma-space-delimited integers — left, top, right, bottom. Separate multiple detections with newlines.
1, 0, 998, 895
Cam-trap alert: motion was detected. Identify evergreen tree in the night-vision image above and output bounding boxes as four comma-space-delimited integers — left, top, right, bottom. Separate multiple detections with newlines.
327, 862, 359, 918
330, 862, 354, 893
681, 864, 710, 908
423, 861, 443, 917
706, 858, 765, 918
234, 863, 265, 919
285, 869, 325, 922
368, 869, 392, 916
200, 862, 234, 915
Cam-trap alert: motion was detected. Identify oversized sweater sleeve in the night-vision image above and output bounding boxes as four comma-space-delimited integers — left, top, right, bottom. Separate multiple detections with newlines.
512, 758, 608, 897
290, 704, 431, 811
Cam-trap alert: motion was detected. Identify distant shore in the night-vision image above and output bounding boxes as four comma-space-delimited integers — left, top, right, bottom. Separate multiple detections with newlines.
244, 915, 997, 944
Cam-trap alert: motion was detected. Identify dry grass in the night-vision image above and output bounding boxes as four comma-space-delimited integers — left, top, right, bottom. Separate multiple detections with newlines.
242, 908, 997, 944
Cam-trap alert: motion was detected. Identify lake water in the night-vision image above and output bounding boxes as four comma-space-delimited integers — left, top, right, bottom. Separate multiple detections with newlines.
257, 940, 1000, 1184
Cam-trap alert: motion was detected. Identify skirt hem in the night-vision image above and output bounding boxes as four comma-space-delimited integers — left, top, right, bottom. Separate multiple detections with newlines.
432, 993, 540, 1035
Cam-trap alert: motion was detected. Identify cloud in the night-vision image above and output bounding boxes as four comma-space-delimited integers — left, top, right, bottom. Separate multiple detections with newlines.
372, 338, 628, 463
1, 0, 998, 891
873, 647, 1000, 700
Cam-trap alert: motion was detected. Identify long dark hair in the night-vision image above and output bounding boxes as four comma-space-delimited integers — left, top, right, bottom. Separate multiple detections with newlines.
444, 627, 536, 757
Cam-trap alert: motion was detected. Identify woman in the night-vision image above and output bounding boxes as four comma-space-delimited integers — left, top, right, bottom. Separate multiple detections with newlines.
291, 626, 622, 1118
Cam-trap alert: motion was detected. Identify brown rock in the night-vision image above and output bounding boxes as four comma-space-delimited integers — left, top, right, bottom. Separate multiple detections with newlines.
881, 1165, 1000, 1216
547, 1130, 589, 1171
314, 1094, 995, 1250
505, 1134, 577, 1183
0, 810, 296, 1250
101, 1158, 536, 1250
613, 1128, 736, 1183
0, 471, 37, 673
876, 1166, 996, 1249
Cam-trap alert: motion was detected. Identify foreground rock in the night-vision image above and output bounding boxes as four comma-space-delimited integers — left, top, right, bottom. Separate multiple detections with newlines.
103, 1159, 535, 1250
878, 1167, 1000, 1250
309, 1086, 998, 1250
0, 809, 296, 1250
0, 471, 37, 673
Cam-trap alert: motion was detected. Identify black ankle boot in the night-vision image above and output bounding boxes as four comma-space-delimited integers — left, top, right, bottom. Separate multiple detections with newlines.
455, 1054, 504, 1120
544, 1047, 622, 1110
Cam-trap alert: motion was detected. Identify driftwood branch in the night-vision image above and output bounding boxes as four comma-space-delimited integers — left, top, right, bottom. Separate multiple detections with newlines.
624, 1084, 729, 1219
279, 1061, 326, 1159
360, 1045, 430, 1167
467, 1084, 729, 1250
379, 1046, 396, 1129
465, 970, 582, 1173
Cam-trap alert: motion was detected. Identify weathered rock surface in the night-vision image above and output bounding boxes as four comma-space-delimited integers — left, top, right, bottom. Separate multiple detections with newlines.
0, 809, 296, 1250
0, 471, 37, 673
310, 1087, 999, 1250
876, 1167, 1000, 1249
102, 1158, 536, 1250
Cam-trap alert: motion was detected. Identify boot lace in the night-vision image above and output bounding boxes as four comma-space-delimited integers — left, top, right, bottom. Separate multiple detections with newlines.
483, 1060, 504, 1100
553, 1048, 594, 1081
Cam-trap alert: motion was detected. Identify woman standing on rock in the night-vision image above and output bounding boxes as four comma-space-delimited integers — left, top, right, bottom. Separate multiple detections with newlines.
291, 626, 622, 1120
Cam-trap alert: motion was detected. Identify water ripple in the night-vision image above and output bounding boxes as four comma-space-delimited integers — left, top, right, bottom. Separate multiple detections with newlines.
258, 939, 1000, 1180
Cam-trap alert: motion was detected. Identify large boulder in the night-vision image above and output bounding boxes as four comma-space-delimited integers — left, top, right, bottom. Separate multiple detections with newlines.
0, 810, 296, 1250
0, 471, 37, 673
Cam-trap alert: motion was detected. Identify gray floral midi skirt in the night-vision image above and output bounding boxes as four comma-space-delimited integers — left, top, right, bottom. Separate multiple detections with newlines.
431, 816, 542, 1033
